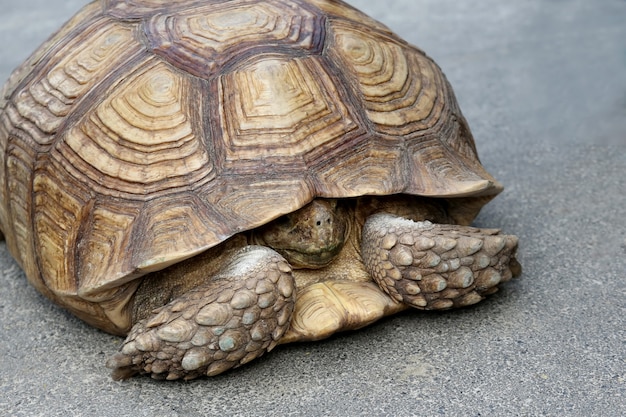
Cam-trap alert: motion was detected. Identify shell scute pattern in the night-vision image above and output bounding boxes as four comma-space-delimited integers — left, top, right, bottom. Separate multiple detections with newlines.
0, 0, 499, 312
143, 0, 327, 78
62, 60, 213, 195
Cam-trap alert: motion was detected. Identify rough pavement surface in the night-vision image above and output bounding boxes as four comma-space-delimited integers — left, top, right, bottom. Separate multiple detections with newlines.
1, 1, 624, 416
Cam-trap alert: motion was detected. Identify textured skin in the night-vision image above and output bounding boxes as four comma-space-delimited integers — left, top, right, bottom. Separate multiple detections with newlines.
0, 0, 520, 379
362, 214, 521, 310
107, 246, 296, 380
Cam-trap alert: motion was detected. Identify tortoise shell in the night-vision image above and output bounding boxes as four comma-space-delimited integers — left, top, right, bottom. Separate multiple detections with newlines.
0, 0, 500, 332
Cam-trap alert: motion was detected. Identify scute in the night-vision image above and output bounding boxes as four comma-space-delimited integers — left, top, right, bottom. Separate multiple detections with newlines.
61, 59, 214, 196
143, 0, 326, 78
131, 194, 229, 273
312, 141, 407, 197
104, 0, 209, 20
33, 162, 90, 295
0, 1, 104, 112
203, 177, 316, 228
78, 201, 141, 296
307, 0, 395, 36
11, 21, 143, 143
216, 56, 359, 168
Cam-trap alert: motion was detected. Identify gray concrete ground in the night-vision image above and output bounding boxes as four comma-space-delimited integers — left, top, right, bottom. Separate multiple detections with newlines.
0, 1, 624, 416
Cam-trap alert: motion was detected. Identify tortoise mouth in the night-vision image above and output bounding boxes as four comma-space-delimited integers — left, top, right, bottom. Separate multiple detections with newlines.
274, 243, 344, 269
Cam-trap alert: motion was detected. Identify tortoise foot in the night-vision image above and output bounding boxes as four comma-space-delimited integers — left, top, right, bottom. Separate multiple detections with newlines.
106, 246, 295, 380
362, 213, 520, 310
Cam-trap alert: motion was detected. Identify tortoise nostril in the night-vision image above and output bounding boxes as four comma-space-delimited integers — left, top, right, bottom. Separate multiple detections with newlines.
315, 217, 332, 227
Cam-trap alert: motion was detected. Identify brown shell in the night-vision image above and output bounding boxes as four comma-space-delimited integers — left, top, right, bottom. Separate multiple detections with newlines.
0, 0, 500, 327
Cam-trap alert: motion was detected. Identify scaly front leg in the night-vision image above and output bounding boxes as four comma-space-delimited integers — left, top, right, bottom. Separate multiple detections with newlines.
106, 246, 296, 380
362, 214, 520, 310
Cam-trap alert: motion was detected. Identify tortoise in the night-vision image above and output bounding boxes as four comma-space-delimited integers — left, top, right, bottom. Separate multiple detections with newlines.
0, 0, 521, 380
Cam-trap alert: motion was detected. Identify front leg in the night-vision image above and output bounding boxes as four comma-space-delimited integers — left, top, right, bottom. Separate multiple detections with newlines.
362, 214, 520, 310
106, 246, 296, 380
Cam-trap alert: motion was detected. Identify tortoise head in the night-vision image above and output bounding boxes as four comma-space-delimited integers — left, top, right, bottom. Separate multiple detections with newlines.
254, 199, 349, 269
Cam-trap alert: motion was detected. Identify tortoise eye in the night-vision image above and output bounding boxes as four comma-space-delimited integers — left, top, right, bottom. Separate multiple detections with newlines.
275, 215, 292, 227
